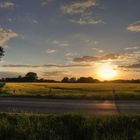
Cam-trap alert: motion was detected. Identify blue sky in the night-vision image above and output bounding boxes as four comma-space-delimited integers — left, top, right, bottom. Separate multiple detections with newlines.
0, 0, 140, 80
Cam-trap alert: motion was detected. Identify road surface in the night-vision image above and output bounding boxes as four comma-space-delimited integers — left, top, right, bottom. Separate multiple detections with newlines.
0, 97, 139, 115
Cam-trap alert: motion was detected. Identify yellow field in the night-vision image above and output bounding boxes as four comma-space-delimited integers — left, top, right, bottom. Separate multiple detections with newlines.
2, 82, 140, 99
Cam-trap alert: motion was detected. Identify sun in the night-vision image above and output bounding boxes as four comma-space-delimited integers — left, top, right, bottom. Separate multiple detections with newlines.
97, 64, 117, 80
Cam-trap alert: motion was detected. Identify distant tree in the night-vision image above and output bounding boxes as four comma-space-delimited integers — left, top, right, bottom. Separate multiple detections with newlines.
69, 77, 76, 83
77, 77, 100, 83
17, 75, 23, 82
61, 77, 69, 83
0, 47, 5, 88
77, 77, 87, 83
18, 75, 22, 79
0, 46, 4, 59
87, 77, 99, 83
24, 72, 38, 82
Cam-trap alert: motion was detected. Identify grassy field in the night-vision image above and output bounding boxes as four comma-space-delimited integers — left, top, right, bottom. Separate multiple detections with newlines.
1, 82, 140, 100
0, 113, 139, 140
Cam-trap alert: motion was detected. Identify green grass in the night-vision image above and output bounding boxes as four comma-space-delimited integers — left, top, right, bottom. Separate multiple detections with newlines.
1, 82, 140, 100
0, 113, 139, 140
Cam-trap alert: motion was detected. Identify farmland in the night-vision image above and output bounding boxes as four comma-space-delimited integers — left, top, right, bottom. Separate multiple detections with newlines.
1, 83, 140, 100
0, 83, 140, 139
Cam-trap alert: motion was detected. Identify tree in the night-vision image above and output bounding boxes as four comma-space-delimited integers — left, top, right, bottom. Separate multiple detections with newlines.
24, 72, 38, 82
0, 47, 4, 59
69, 77, 76, 83
77, 77, 100, 83
77, 77, 87, 83
0, 46, 5, 89
61, 77, 69, 83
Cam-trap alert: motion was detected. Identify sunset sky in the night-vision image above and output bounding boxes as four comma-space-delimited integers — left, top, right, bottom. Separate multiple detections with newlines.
0, 0, 140, 80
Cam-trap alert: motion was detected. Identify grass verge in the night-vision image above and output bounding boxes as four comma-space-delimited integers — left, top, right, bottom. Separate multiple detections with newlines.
0, 113, 139, 140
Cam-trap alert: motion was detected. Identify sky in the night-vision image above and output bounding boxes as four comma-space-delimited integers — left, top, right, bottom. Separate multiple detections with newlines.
0, 0, 140, 80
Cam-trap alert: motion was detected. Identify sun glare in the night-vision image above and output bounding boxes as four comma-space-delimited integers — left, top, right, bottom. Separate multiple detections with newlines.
97, 64, 117, 80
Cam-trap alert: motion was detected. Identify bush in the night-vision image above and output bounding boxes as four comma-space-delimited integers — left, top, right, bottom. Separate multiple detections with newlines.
0, 82, 5, 88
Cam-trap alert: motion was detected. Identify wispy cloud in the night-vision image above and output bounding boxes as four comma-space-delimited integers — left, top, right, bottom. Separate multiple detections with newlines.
121, 63, 140, 69
61, 0, 97, 15
0, 28, 18, 47
43, 70, 70, 77
0, 1, 15, 9
33, 19, 39, 24
125, 46, 140, 50
41, 0, 54, 6
2, 64, 91, 68
65, 52, 78, 57
46, 49, 56, 54
127, 21, 140, 32
70, 17, 102, 25
73, 53, 119, 62
52, 40, 70, 47
61, 0, 102, 25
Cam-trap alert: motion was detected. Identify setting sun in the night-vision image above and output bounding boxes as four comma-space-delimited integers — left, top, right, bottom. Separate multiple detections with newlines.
97, 64, 117, 80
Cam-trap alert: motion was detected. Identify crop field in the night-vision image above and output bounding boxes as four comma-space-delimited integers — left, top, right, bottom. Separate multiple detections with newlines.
1, 82, 140, 100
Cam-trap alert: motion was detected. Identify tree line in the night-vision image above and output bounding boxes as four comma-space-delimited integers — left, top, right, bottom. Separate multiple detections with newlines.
0, 72, 57, 82
0, 72, 140, 83
61, 77, 100, 83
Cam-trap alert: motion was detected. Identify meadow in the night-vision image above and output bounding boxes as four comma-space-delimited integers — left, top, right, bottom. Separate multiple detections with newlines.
0, 113, 139, 140
1, 82, 140, 100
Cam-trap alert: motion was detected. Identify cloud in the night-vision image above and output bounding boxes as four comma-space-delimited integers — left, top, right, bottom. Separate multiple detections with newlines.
65, 52, 78, 57
125, 46, 140, 50
61, 0, 102, 25
69, 18, 102, 25
0, 28, 18, 47
127, 21, 140, 32
42, 70, 73, 79
98, 50, 104, 53
69, 10, 103, 25
0, 1, 15, 9
52, 40, 70, 47
43, 70, 70, 77
121, 63, 140, 69
41, 0, 54, 6
52, 40, 59, 45
60, 43, 70, 47
33, 19, 39, 24
2, 64, 91, 68
73, 53, 119, 62
46, 49, 56, 54
97, 51, 140, 69
92, 47, 104, 53
86, 39, 99, 45
61, 0, 97, 15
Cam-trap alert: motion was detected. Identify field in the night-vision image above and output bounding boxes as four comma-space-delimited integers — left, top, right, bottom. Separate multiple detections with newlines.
0, 83, 140, 139
0, 113, 139, 140
1, 82, 140, 100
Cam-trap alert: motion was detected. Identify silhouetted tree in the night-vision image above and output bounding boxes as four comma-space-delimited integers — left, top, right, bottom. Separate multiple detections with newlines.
61, 77, 69, 83
77, 77, 99, 83
0, 47, 4, 59
61, 76, 100, 83
24, 72, 38, 82
0, 47, 5, 89
69, 77, 76, 83
77, 77, 87, 83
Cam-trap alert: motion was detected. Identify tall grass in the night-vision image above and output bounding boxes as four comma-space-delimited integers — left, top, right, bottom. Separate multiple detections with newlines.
0, 113, 139, 140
